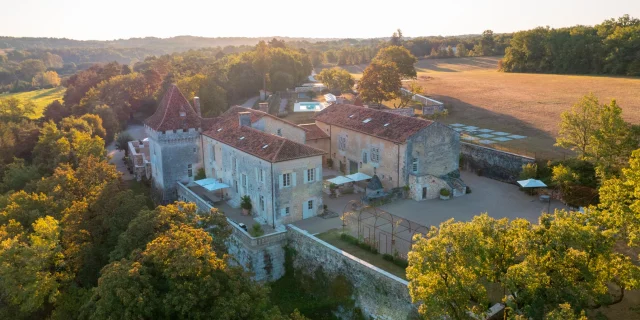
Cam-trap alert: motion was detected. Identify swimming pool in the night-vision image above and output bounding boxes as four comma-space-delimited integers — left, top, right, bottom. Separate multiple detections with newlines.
293, 101, 328, 112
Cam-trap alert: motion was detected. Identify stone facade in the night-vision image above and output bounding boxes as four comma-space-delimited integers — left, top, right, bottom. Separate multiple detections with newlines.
316, 120, 462, 195
147, 126, 203, 203
251, 116, 306, 144
202, 135, 323, 227
287, 226, 418, 319
127, 138, 151, 181
316, 120, 405, 190
460, 142, 535, 183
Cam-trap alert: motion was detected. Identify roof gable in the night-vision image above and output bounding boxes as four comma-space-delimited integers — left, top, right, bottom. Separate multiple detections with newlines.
202, 107, 325, 162
314, 104, 433, 143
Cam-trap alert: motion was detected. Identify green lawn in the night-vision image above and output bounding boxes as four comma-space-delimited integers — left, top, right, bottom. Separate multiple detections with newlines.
0, 87, 65, 119
316, 229, 407, 279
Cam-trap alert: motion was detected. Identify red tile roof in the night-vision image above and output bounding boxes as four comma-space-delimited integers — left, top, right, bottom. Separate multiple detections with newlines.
299, 123, 329, 140
202, 107, 325, 162
314, 104, 433, 143
145, 84, 203, 132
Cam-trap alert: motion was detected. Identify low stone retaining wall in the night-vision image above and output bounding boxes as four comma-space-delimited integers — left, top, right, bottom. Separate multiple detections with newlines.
287, 225, 417, 320
460, 142, 535, 183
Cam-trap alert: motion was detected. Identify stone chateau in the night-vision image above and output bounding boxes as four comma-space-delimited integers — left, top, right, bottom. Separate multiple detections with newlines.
143, 84, 463, 227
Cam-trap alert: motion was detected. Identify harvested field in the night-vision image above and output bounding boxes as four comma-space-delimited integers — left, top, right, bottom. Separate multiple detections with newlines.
337, 57, 640, 159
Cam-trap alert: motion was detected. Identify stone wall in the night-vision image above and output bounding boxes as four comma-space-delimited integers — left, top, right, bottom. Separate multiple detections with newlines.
227, 230, 286, 282
147, 126, 203, 203
287, 226, 417, 320
460, 142, 535, 183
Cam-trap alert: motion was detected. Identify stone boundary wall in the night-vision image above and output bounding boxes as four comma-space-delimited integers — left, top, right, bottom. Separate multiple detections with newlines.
460, 142, 535, 183
286, 226, 417, 320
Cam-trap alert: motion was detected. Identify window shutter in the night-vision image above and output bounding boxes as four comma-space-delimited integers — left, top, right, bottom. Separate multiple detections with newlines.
292, 172, 297, 187
255, 167, 258, 181
316, 166, 321, 181
279, 174, 284, 189
262, 170, 265, 184
303, 169, 308, 184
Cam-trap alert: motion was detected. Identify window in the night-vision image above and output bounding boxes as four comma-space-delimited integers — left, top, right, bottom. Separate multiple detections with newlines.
307, 168, 315, 183
412, 158, 418, 173
370, 147, 380, 162
307, 200, 313, 210
211, 146, 216, 161
362, 152, 368, 164
283, 173, 291, 187
259, 169, 264, 183
284, 207, 290, 215
362, 118, 372, 123
187, 164, 193, 177
260, 195, 265, 211
242, 174, 247, 187
232, 158, 237, 172
234, 180, 238, 192
193, 147, 196, 153
277, 128, 282, 136
338, 135, 347, 151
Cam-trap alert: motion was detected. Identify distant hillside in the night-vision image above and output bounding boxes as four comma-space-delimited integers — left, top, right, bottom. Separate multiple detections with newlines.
0, 36, 338, 51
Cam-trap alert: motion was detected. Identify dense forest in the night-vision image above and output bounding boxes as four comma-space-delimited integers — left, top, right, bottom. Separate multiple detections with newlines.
501, 14, 640, 75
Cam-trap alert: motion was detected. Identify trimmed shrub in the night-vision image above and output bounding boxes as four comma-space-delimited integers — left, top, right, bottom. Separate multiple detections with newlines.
382, 253, 394, 262
440, 188, 451, 197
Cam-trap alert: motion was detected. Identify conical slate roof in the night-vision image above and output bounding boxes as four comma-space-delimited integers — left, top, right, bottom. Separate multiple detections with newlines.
144, 84, 201, 132
367, 174, 383, 190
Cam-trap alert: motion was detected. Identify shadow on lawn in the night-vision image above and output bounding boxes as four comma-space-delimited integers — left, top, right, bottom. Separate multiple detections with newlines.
434, 95, 569, 160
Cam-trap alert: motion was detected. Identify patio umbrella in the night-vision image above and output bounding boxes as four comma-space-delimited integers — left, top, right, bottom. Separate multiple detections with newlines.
517, 178, 547, 188
326, 176, 353, 185
346, 172, 372, 182
195, 178, 230, 201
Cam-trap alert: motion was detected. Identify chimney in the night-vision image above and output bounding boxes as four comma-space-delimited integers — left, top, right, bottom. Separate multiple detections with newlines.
193, 97, 201, 116
258, 102, 268, 113
238, 112, 251, 127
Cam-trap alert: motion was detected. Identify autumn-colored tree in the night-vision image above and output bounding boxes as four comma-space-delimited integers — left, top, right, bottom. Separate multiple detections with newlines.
32, 121, 71, 173
590, 99, 637, 178
555, 93, 602, 159
253, 41, 272, 94
317, 67, 354, 93
92, 104, 119, 143
31, 70, 61, 88
0, 97, 36, 121
0, 158, 41, 193
114, 132, 133, 157
0, 216, 71, 319
43, 100, 71, 123
374, 46, 417, 79
597, 149, 640, 247
408, 211, 639, 319
358, 61, 401, 106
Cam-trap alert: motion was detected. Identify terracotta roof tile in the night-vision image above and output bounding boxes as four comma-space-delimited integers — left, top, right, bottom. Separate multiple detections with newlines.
202, 107, 325, 162
145, 84, 203, 132
314, 104, 433, 143
299, 123, 329, 140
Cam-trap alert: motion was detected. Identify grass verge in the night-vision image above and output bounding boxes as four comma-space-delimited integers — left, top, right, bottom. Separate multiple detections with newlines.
0, 87, 65, 119
316, 229, 407, 279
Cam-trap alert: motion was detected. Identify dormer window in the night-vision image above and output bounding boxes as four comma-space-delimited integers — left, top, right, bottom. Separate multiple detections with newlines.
217, 128, 223, 132
348, 114, 355, 118
239, 136, 245, 140
262, 144, 269, 149
363, 118, 372, 123
179, 111, 186, 117
384, 123, 390, 127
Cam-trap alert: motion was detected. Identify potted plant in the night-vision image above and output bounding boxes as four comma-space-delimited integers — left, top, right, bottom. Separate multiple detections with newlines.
439, 188, 451, 200
240, 195, 252, 215
329, 183, 338, 198
403, 185, 410, 198
327, 158, 334, 169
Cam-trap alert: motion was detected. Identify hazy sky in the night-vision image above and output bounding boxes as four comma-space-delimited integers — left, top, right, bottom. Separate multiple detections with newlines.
1, 0, 639, 40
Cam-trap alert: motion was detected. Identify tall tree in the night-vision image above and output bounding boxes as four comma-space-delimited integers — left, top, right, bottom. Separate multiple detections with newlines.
590, 99, 637, 178
358, 61, 401, 106
316, 67, 354, 93
374, 46, 417, 79
555, 93, 602, 159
